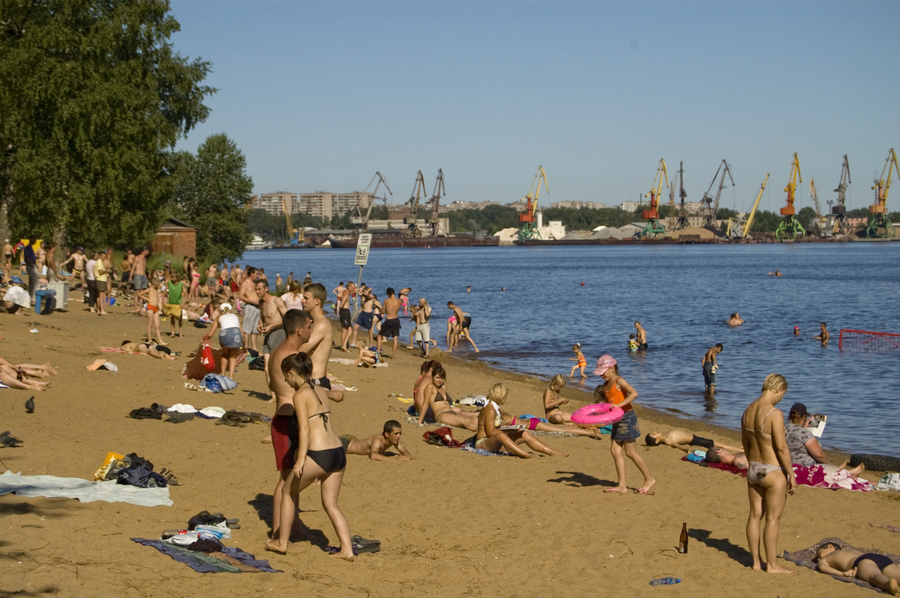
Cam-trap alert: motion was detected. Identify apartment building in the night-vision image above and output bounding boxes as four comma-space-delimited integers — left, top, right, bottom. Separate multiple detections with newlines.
250, 192, 298, 216
298, 191, 374, 221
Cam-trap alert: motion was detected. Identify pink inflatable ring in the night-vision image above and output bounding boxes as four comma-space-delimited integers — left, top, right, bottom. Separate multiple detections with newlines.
572, 403, 624, 427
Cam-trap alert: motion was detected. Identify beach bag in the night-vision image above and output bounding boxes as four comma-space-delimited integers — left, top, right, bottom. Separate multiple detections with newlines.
876, 473, 900, 492
422, 426, 463, 448
200, 342, 216, 371
200, 374, 237, 393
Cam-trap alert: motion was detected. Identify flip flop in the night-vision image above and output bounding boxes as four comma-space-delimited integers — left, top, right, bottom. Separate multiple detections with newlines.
351, 535, 381, 554
634, 488, 656, 495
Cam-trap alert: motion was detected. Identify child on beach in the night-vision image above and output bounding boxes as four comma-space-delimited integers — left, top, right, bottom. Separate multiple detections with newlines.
569, 343, 587, 378
137, 275, 166, 347
543, 374, 573, 424
594, 355, 656, 495
473, 383, 565, 458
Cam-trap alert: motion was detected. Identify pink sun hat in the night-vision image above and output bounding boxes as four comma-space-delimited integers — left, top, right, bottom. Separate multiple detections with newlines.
593, 355, 617, 376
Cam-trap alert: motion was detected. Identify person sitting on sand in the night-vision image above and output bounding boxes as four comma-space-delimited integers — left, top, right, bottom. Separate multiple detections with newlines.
814, 542, 900, 596
645, 429, 743, 454
342, 420, 414, 461
472, 383, 565, 458
785, 402, 866, 478
543, 374, 575, 424
412, 360, 440, 418
120, 340, 176, 360
727, 313, 745, 326
418, 366, 479, 431
355, 346, 382, 367
267, 352, 354, 560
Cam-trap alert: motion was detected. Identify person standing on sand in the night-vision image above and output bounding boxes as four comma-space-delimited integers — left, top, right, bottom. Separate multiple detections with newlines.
594, 355, 655, 495
300, 283, 342, 401
239, 266, 261, 351
702, 343, 723, 394
634, 321, 648, 350
93, 250, 109, 315
59, 246, 87, 288
265, 309, 313, 545
352, 286, 378, 350
131, 247, 149, 313
337, 282, 354, 351
258, 279, 287, 389
376, 287, 402, 358
23, 237, 39, 304
410, 297, 433, 357
267, 352, 355, 560
741, 373, 795, 575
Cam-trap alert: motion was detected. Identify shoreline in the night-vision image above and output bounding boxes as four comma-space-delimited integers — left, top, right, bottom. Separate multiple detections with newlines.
2, 300, 897, 596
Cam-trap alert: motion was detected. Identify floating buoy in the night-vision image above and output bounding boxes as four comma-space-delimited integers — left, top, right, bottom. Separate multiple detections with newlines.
580, 282, 585, 286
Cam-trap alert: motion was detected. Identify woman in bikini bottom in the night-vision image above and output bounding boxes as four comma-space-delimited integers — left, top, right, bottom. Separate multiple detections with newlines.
307, 447, 347, 474
746, 461, 781, 485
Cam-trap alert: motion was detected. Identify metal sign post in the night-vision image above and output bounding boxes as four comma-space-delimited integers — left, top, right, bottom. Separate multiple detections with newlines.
353, 234, 372, 317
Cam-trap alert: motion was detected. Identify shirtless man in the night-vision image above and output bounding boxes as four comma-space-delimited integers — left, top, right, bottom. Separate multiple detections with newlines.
634, 321, 648, 350
814, 322, 830, 346
814, 542, 900, 596
131, 247, 149, 314
343, 420, 414, 461
704, 446, 749, 469
447, 301, 479, 353
645, 429, 742, 453
239, 266, 261, 351
411, 297, 433, 357
376, 287, 402, 358
44, 243, 59, 282
727, 313, 744, 326
702, 343, 724, 394
2, 239, 13, 281
352, 286, 379, 350
204, 263, 219, 298
59, 246, 87, 288
338, 282, 355, 351
300, 283, 343, 402
266, 309, 314, 545
258, 279, 287, 391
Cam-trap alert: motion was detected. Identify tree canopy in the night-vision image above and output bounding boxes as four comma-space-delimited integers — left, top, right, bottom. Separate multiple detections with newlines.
0, 0, 214, 247
170, 134, 252, 263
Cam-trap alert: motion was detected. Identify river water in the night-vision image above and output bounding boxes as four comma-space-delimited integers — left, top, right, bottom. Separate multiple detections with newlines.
241, 242, 900, 458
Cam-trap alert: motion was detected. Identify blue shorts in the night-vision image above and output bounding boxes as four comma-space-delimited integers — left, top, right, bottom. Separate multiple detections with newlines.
132, 274, 148, 290
703, 361, 717, 387
611, 409, 640, 442
356, 311, 374, 330
219, 327, 242, 349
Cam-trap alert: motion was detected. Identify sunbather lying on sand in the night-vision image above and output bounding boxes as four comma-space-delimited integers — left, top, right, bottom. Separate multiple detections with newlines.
120, 340, 176, 360
704, 447, 749, 469
646, 429, 742, 453
0, 358, 55, 390
342, 420, 414, 461
815, 542, 900, 596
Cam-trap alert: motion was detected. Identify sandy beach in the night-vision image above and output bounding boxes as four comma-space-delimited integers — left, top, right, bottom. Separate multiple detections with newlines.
1, 298, 898, 597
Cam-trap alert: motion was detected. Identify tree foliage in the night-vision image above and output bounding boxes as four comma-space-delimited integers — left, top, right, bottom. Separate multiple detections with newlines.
0, 0, 214, 246
170, 134, 252, 263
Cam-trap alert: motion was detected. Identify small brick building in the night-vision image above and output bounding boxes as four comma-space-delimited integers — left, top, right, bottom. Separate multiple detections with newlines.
152, 218, 196, 259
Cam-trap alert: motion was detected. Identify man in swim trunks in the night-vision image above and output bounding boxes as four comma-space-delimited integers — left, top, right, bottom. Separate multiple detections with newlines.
645, 429, 742, 453
352, 286, 379, 350
258, 279, 287, 391
60, 246, 87, 288
634, 321, 648, 350
342, 420, 414, 461
702, 343, 723, 394
815, 542, 900, 595
376, 287, 402, 358
130, 247, 149, 313
299, 283, 342, 401
411, 297, 433, 357
338, 282, 355, 351
239, 266, 261, 351
447, 301, 479, 353
266, 308, 314, 543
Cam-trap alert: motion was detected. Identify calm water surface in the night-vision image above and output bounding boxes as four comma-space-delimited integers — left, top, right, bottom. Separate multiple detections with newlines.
243, 243, 900, 458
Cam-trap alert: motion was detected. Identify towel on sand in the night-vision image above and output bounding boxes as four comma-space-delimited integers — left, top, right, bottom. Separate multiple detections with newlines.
783, 537, 900, 594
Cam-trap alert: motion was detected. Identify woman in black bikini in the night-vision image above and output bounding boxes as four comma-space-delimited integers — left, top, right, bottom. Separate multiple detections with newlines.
267, 352, 354, 560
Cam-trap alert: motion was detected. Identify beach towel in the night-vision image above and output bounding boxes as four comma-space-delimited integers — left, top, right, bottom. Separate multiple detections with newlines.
0, 471, 172, 507
131, 538, 281, 573
783, 538, 900, 594
680, 457, 874, 491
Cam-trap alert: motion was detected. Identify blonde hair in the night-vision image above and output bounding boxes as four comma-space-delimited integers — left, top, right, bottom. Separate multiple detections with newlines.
761, 373, 787, 393
486, 382, 508, 402
548, 374, 567, 391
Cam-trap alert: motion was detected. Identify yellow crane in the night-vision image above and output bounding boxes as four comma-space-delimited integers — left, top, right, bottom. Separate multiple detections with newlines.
282, 195, 304, 246
775, 153, 804, 240
729, 174, 769, 239
867, 148, 899, 238
809, 178, 827, 237
518, 166, 549, 241
641, 159, 668, 237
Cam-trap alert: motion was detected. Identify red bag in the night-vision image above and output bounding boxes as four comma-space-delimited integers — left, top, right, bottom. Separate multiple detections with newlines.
200, 342, 216, 371
422, 426, 463, 448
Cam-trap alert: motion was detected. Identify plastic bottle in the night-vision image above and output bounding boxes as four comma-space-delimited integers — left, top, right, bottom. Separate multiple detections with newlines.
648, 577, 681, 586
678, 522, 688, 554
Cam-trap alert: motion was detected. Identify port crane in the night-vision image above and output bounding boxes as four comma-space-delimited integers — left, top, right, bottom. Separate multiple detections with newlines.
518, 166, 549, 241
672, 161, 690, 230
831, 155, 851, 235
428, 169, 446, 237
641, 159, 669, 237
351, 171, 393, 228
282, 195, 305, 246
866, 148, 898, 238
404, 170, 428, 236
699, 159, 734, 230
727, 174, 769, 239
808, 178, 828, 237
775, 153, 805, 240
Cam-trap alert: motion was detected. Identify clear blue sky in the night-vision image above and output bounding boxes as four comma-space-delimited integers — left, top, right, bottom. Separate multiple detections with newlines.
169, 0, 899, 214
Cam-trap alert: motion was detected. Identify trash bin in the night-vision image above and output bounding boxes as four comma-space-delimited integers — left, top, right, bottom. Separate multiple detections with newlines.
34, 289, 57, 315
48, 281, 69, 309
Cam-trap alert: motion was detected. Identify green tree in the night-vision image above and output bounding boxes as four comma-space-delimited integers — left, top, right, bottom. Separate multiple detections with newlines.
248, 209, 285, 242
0, 0, 214, 246
171, 134, 252, 262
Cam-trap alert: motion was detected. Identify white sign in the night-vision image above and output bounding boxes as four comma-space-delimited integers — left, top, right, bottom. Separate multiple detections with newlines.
355, 233, 372, 266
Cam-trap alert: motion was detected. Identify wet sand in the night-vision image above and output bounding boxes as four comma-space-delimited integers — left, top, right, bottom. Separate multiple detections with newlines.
1, 299, 898, 597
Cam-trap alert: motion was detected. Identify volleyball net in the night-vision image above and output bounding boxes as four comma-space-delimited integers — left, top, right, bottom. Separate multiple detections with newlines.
838, 329, 900, 352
